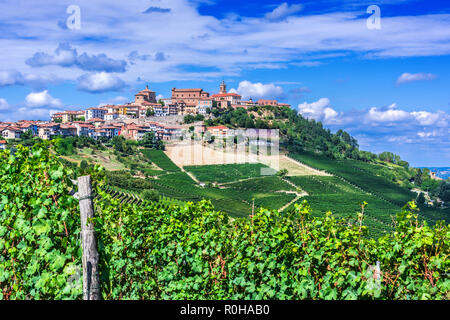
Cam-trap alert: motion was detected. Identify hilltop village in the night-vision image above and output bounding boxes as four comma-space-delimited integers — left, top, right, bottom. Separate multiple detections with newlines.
0, 81, 290, 146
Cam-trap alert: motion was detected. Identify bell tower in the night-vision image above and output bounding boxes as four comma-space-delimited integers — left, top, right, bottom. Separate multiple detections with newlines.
219, 80, 227, 94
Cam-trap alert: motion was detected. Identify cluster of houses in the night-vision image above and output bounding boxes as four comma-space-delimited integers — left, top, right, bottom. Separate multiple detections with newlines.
0, 81, 290, 148
0, 120, 274, 150
51, 81, 291, 123
0, 119, 184, 143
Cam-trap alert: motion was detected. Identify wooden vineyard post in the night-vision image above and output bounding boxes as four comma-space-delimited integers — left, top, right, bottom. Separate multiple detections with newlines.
77, 175, 101, 300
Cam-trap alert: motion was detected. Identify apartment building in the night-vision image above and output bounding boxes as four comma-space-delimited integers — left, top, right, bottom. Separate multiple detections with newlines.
197, 98, 213, 114
85, 107, 107, 120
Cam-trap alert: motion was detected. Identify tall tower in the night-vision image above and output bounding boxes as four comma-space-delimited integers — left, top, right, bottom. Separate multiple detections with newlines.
219, 80, 227, 94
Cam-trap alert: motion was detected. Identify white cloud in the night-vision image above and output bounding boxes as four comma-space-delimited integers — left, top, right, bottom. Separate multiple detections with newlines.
230, 80, 283, 100
297, 98, 341, 124
77, 72, 125, 93
411, 111, 441, 126
417, 130, 440, 138
26, 43, 127, 73
0, 98, 9, 110
265, 2, 303, 21
0, 70, 59, 87
365, 104, 411, 123
363, 104, 448, 127
291, 61, 322, 67
396, 72, 437, 85
25, 90, 63, 108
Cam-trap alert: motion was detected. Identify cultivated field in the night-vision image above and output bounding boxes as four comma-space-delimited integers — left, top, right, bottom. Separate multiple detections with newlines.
165, 142, 328, 176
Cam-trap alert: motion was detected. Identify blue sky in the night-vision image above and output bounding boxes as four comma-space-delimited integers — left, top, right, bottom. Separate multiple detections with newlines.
0, 0, 449, 166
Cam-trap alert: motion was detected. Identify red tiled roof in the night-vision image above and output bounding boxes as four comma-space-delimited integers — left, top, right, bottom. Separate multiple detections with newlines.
212, 93, 241, 98
38, 123, 59, 128
19, 123, 35, 128
207, 125, 228, 130
60, 124, 76, 129
172, 88, 204, 91
0, 140, 6, 144
4, 126, 22, 131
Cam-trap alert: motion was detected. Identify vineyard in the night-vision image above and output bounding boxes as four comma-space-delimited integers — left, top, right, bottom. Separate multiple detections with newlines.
285, 176, 398, 236
288, 152, 450, 224
141, 149, 181, 172
1, 145, 449, 300
184, 163, 272, 184
103, 148, 448, 236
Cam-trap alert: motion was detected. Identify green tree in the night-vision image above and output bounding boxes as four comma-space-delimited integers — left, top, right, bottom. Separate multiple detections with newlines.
416, 192, 426, 205
142, 189, 160, 202
139, 132, 163, 150
184, 115, 196, 124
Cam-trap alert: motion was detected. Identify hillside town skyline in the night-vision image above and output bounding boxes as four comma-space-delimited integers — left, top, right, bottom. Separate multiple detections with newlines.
0, 80, 291, 146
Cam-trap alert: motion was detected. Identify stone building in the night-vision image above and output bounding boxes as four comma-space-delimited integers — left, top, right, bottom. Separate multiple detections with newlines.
171, 88, 210, 106
135, 85, 157, 105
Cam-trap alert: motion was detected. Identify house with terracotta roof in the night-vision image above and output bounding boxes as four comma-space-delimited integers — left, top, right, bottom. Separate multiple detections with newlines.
38, 123, 60, 140
63, 110, 84, 123
2, 126, 23, 139
86, 118, 106, 127
18, 122, 38, 136
92, 128, 108, 139
59, 124, 77, 137
162, 125, 182, 141
256, 99, 291, 108
51, 112, 64, 122
240, 98, 256, 108
73, 123, 95, 137
206, 125, 229, 137
0, 140, 7, 150
197, 98, 213, 114
120, 123, 150, 141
